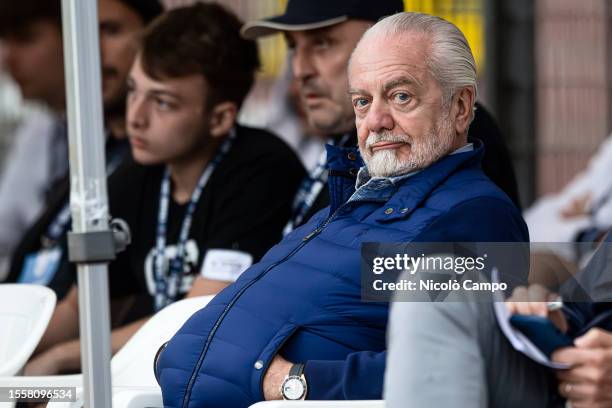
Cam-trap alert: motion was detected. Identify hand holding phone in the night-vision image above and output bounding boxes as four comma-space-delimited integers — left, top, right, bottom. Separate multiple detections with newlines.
510, 314, 574, 358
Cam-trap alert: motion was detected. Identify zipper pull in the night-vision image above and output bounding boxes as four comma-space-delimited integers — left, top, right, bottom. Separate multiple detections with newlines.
302, 229, 320, 242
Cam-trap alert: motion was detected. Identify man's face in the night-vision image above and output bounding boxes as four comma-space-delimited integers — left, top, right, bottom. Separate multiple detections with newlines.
285, 20, 371, 136
1, 21, 65, 108
98, 0, 146, 113
349, 32, 460, 177
126, 55, 211, 166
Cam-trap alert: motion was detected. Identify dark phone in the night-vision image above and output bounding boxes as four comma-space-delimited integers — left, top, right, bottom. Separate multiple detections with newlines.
510, 314, 574, 358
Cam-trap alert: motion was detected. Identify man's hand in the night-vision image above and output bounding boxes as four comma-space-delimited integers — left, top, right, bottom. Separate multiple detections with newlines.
561, 192, 593, 219
263, 354, 293, 400
553, 329, 612, 407
506, 284, 568, 332
24, 345, 67, 376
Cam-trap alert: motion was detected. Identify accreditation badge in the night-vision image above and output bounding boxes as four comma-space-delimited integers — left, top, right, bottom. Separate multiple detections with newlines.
200, 249, 253, 282
18, 247, 63, 285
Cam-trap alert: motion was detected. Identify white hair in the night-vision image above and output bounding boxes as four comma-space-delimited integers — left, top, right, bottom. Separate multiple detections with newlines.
355, 12, 478, 119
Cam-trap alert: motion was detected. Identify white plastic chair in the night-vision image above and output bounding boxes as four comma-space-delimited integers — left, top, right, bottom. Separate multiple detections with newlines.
0, 295, 213, 408
94, 387, 385, 408
250, 402, 385, 408
0, 284, 56, 376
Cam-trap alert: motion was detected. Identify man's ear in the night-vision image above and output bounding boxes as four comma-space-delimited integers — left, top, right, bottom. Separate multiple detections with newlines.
208, 101, 238, 138
451, 87, 475, 136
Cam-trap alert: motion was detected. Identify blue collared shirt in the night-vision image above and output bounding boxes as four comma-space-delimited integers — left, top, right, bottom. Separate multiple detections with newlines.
349, 143, 474, 204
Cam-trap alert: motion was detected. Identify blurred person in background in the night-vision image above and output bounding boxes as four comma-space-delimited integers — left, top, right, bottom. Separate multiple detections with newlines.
100, 0, 166, 139
254, 60, 326, 171
5, 0, 164, 301
525, 133, 612, 288
0, 1, 67, 277
241, 0, 522, 236
0, 64, 33, 179
24, 2, 305, 376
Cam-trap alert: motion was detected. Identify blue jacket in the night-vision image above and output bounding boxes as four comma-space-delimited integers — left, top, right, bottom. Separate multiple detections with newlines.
156, 142, 529, 407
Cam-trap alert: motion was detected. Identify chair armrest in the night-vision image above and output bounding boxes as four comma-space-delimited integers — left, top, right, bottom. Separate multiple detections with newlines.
45, 386, 162, 408
0, 374, 82, 388
249, 401, 385, 408
112, 386, 163, 408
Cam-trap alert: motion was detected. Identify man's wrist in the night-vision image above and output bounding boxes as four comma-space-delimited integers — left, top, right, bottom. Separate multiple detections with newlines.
263, 355, 293, 400
274, 360, 292, 400
280, 363, 308, 400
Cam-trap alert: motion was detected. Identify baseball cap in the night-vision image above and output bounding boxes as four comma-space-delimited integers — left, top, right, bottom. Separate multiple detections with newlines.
241, 0, 404, 39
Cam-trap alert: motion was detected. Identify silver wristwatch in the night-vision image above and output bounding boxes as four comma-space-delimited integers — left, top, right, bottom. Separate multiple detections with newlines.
280, 363, 307, 400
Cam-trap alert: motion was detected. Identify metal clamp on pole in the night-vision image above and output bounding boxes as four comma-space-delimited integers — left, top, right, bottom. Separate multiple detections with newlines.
67, 218, 132, 263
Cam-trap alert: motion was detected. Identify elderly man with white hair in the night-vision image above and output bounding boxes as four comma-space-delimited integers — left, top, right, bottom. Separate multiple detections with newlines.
154, 12, 528, 408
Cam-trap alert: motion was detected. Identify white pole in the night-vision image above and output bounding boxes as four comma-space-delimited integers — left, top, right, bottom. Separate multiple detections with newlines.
61, 0, 113, 406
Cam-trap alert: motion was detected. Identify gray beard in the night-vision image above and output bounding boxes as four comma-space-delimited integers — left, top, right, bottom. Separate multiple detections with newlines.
362, 116, 456, 178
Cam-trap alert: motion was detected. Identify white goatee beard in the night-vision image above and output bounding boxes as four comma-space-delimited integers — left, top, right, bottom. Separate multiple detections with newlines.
362, 115, 456, 178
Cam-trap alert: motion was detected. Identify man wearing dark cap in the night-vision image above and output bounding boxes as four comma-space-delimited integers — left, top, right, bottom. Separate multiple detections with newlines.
242, 0, 521, 234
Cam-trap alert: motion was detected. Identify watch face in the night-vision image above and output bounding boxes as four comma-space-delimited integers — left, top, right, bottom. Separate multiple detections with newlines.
282, 376, 306, 400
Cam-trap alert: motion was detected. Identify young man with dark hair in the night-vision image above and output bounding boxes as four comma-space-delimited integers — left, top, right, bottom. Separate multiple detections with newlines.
25, 2, 305, 376
99, 0, 164, 137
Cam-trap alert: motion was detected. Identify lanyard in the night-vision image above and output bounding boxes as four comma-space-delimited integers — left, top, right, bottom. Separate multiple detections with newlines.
153, 130, 235, 311
283, 133, 352, 235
